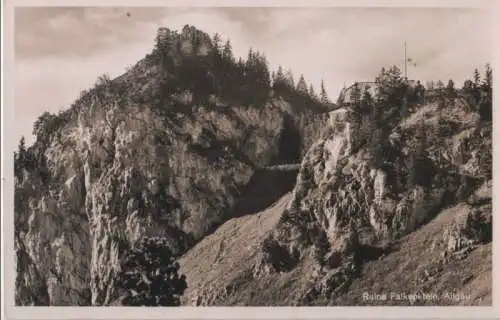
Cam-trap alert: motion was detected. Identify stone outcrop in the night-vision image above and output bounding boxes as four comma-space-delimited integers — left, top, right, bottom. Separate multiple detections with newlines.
259, 99, 491, 291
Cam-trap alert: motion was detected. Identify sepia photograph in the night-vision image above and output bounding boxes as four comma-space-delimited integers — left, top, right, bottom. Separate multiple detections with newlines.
3, 2, 497, 316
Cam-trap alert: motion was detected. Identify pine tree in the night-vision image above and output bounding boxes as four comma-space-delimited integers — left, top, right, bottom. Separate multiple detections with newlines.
212, 33, 222, 55
246, 48, 255, 67
285, 69, 295, 88
446, 79, 456, 100
116, 237, 187, 306
155, 27, 170, 53
374, 65, 405, 105
296, 74, 308, 94
473, 68, 481, 88
483, 63, 492, 89
222, 40, 233, 62
273, 66, 286, 87
256, 52, 271, 92
471, 68, 483, 106
271, 71, 277, 86
14, 136, 27, 180
242, 50, 271, 104
436, 80, 444, 90
361, 86, 374, 113
18, 136, 26, 158
309, 84, 317, 99
320, 80, 329, 104
479, 63, 493, 121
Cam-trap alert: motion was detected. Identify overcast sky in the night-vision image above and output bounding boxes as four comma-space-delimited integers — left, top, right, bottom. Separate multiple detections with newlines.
14, 7, 492, 144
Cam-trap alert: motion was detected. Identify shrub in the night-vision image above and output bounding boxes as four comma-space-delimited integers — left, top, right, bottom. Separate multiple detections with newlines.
313, 231, 331, 266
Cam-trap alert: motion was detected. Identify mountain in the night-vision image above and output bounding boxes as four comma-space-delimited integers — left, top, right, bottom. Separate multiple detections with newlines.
14, 25, 492, 306
14, 25, 332, 306
179, 97, 491, 306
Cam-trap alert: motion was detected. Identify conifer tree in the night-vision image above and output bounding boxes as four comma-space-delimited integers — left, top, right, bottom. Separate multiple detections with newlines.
309, 84, 317, 99
473, 68, 481, 88
320, 80, 329, 104
273, 66, 286, 88
285, 69, 295, 88
361, 86, 374, 113
483, 63, 492, 89
471, 68, 483, 105
155, 27, 170, 53
479, 63, 493, 121
296, 75, 308, 94
436, 80, 444, 90
446, 79, 457, 100
374, 66, 405, 105
14, 136, 27, 180
212, 33, 222, 55
116, 237, 187, 306
18, 136, 26, 159
222, 40, 234, 62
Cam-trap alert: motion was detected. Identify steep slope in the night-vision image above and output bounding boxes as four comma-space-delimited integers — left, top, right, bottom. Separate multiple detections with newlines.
328, 198, 492, 306
14, 25, 331, 306
178, 92, 492, 306
179, 193, 293, 306
179, 196, 491, 306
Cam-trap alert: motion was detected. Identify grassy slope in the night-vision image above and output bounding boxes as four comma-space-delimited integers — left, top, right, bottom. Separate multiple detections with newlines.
179, 193, 292, 305
180, 196, 491, 306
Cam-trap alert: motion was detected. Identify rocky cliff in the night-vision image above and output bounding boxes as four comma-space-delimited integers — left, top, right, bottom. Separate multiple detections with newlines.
178, 93, 492, 306
14, 25, 492, 307
14, 25, 331, 306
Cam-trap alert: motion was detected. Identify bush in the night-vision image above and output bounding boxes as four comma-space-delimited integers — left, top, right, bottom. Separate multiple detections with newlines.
260, 235, 297, 272
115, 236, 187, 306
313, 231, 331, 266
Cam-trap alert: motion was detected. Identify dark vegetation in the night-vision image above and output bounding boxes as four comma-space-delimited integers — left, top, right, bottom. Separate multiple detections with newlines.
115, 236, 187, 306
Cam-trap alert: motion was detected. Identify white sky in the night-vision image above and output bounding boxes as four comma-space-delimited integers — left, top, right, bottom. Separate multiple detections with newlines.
14, 7, 492, 145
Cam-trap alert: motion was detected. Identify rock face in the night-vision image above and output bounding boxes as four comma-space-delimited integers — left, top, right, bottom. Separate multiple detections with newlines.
14, 26, 330, 306
177, 94, 491, 306
257, 98, 491, 295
